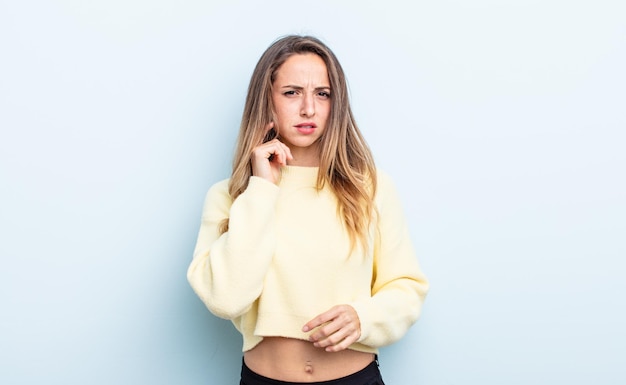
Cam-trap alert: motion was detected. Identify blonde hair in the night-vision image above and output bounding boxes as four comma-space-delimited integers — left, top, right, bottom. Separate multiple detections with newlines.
224, 35, 377, 249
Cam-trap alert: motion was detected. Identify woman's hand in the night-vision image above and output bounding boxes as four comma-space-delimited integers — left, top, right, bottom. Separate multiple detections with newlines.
302, 304, 361, 352
251, 122, 293, 184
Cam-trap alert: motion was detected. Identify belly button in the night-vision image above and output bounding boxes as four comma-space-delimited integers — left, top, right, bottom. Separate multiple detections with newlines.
304, 361, 313, 374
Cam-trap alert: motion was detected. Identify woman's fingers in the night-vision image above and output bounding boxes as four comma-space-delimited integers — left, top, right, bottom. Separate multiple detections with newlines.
261, 139, 292, 165
280, 141, 293, 162
251, 138, 293, 184
251, 118, 292, 183
302, 305, 361, 352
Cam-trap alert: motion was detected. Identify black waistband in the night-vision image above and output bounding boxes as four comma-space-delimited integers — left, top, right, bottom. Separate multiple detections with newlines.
240, 358, 380, 385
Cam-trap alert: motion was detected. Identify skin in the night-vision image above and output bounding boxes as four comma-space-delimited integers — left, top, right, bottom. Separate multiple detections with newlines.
271, 53, 330, 165
302, 304, 362, 352
245, 53, 372, 381
251, 52, 331, 182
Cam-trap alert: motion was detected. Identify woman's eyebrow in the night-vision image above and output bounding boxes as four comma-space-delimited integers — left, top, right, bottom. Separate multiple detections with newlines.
280, 85, 331, 90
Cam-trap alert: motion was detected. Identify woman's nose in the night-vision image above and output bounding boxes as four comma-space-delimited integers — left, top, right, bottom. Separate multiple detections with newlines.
300, 94, 315, 117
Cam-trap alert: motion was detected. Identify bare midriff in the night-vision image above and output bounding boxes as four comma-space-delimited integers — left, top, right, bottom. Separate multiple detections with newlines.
243, 337, 375, 382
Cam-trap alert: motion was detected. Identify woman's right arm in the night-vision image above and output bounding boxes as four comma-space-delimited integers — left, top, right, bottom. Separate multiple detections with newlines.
187, 176, 280, 319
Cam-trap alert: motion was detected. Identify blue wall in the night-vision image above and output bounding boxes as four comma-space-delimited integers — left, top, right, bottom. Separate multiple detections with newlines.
1, 1, 625, 384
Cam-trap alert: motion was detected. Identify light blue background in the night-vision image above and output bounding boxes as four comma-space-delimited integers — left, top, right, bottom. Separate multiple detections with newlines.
1, 1, 625, 384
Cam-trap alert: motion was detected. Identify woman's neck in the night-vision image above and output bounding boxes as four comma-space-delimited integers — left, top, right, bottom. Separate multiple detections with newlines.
286, 146, 320, 167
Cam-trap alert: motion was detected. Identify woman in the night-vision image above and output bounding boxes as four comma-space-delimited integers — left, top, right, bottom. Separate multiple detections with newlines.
187, 35, 428, 385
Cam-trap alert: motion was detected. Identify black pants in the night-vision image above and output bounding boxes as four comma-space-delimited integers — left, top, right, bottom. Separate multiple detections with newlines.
240, 358, 385, 385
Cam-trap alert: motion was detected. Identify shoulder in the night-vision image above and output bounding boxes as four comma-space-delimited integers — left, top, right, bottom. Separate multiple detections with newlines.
373, 168, 410, 215
204, 178, 232, 207
207, 178, 230, 195
375, 168, 393, 186
374, 168, 398, 198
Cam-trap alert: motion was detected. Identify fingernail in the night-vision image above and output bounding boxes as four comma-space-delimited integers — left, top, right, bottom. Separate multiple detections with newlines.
302, 326, 309, 332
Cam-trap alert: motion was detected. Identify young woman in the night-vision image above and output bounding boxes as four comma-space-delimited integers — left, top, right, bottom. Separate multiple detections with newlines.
187, 35, 429, 385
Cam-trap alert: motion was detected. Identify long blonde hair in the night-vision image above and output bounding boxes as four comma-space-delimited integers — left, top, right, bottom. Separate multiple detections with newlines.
224, 35, 377, 249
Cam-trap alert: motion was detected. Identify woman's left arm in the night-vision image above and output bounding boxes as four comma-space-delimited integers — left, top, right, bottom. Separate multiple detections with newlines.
350, 172, 429, 348
303, 172, 429, 351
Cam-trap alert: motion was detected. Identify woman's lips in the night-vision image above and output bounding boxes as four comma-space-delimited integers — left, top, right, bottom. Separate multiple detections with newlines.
295, 122, 316, 134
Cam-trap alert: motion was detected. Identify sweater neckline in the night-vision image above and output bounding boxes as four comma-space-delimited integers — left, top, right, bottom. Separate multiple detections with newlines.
280, 165, 319, 185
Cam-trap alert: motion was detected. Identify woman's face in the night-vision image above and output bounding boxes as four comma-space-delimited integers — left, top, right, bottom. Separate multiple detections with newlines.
271, 53, 331, 164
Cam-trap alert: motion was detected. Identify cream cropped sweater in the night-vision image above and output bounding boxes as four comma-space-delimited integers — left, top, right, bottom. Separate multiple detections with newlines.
187, 166, 428, 353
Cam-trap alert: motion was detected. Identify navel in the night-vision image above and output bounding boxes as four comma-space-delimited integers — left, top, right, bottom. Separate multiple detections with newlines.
304, 360, 313, 374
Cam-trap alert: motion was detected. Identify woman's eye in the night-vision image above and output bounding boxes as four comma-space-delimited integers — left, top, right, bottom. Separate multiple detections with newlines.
283, 90, 297, 96
318, 91, 330, 98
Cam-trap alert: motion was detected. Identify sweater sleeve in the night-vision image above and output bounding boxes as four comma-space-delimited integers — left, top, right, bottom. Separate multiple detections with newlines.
350, 172, 429, 348
187, 176, 279, 319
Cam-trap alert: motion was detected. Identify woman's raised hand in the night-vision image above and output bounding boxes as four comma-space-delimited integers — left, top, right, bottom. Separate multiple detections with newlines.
251, 122, 293, 184
302, 304, 361, 352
